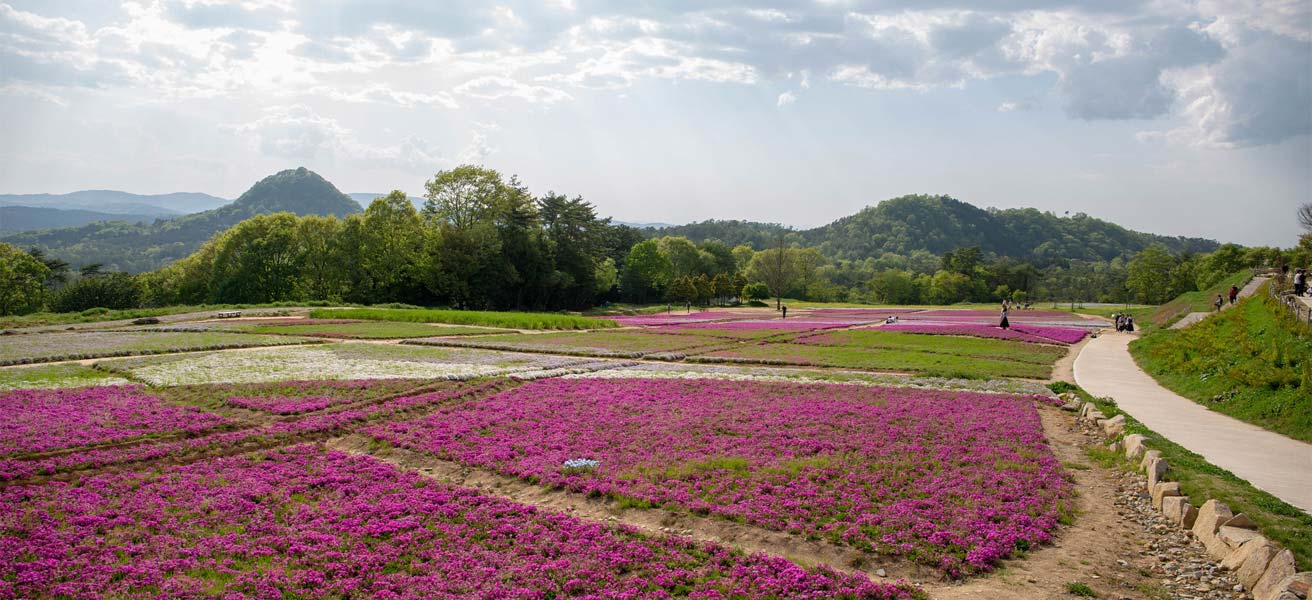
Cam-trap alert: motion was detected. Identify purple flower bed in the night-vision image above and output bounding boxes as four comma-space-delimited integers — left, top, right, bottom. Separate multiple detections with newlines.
674, 319, 856, 331
0, 386, 231, 456
880, 323, 1088, 345
0, 445, 913, 599
0, 382, 500, 481
604, 312, 734, 326
365, 378, 1071, 575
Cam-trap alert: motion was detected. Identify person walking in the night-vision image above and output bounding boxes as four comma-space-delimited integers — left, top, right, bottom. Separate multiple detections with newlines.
1228, 285, 1239, 305
999, 304, 1010, 330
1296, 269, 1307, 297
1214, 294, 1224, 312
781, 305, 788, 319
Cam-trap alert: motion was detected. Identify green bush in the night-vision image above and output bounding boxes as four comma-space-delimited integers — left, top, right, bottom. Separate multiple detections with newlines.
52, 273, 143, 313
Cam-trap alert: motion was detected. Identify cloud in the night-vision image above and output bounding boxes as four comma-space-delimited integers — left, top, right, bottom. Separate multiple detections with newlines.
776, 91, 796, 107
2, 1, 1309, 148
233, 104, 444, 170
997, 100, 1033, 112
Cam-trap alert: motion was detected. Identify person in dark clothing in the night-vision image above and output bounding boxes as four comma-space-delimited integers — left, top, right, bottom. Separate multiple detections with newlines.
781, 305, 787, 319
1229, 285, 1239, 305
999, 306, 1010, 330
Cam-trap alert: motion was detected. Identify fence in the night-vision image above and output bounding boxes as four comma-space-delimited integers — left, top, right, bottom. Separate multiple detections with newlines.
1267, 276, 1312, 328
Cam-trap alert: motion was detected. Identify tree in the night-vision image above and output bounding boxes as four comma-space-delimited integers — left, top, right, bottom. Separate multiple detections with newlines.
1300, 203, 1312, 232
659, 236, 704, 278
0, 243, 50, 315
209, 213, 302, 303
665, 276, 698, 305
927, 270, 974, 304
422, 165, 507, 229
51, 272, 142, 312
711, 272, 735, 305
619, 240, 672, 303
750, 234, 799, 310
294, 215, 347, 300
362, 192, 425, 304
870, 269, 920, 304
26, 248, 70, 289
1126, 246, 1180, 304
742, 281, 770, 302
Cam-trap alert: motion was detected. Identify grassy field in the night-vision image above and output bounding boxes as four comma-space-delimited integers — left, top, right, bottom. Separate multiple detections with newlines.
691, 332, 1063, 379
0, 363, 131, 390
242, 321, 508, 339
0, 331, 319, 366
1147, 270, 1253, 329
0, 303, 315, 329
309, 308, 615, 330
407, 329, 725, 358
1056, 382, 1311, 571
1130, 283, 1311, 443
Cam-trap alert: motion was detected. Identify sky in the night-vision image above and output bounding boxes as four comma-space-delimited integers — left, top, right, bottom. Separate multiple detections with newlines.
0, 1, 1308, 247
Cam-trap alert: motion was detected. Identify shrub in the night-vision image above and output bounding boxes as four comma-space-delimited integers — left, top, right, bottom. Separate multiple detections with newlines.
52, 273, 143, 313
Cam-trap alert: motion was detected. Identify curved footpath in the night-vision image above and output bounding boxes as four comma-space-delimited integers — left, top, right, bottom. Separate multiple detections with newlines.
1074, 333, 1312, 513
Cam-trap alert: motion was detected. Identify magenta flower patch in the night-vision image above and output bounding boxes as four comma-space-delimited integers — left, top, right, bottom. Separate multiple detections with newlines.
881, 323, 1089, 345
0, 386, 231, 456
366, 378, 1072, 575
0, 445, 914, 599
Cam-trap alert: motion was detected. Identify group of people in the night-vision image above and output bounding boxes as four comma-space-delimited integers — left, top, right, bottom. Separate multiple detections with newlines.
1111, 313, 1135, 332
1214, 284, 1241, 311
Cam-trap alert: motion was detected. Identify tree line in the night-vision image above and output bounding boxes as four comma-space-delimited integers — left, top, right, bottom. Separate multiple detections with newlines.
2, 172, 1309, 316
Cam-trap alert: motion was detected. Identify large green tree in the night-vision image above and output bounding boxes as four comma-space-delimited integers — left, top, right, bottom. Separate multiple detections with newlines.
620, 240, 673, 303
0, 243, 50, 315
1126, 245, 1181, 304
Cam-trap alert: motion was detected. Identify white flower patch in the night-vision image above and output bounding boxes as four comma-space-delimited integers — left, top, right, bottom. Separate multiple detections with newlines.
123, 346, 511, 386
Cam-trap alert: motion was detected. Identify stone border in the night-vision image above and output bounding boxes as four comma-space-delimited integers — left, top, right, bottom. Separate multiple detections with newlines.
1062, 394, 1311, 600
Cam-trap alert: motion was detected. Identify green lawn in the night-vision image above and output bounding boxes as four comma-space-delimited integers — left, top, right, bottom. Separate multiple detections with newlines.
242, 321, 508, 339
406, 329, 727, 358
0, 303, 313, 329
1130, 284, 1311, 443
0, 331, 319, 366
690, 341, 1057, 379
796, 329, 1067, 365
1057, 382, 1311, 571
309, 308, 615, 330
0, 363, 131, 390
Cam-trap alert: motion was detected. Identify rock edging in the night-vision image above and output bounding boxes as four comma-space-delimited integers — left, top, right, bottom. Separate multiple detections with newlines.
1063, 394, 1311, 600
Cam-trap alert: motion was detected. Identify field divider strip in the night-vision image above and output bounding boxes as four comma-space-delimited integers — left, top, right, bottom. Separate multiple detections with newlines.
325, 433, 939, 584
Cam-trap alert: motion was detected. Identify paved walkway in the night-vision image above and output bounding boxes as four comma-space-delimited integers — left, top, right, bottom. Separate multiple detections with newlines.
1074, 333, 1312, 513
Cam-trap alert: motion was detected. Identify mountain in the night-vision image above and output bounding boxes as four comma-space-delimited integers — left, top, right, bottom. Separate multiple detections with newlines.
0, 190, 229, 215
1, 168, 361, 272
651, 195, 1220, 266
0, 206, 162, 234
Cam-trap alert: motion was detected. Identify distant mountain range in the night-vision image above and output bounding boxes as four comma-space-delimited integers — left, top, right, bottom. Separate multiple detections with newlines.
0, 190, 230, 216
1, 172, 1221, 273
1, 168, 360, 271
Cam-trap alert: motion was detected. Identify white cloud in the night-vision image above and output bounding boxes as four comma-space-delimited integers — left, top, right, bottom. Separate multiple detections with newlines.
233, 104, 444, 170
454, 75, 572, 104
776, 91, 796, 107
997, 100, 1032, 112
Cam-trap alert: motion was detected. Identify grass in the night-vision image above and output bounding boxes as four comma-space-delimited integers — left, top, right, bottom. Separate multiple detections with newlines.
797, 329, 1068, 365
691, 336, 1060, 379
0, 331, 320, 366
1054, 382, 1312, 571
406, 329, 725, 358
309, 308, 615, 330
241, 321, 508, 339
1064, 581, 1097, 597
0, 363, 131, 390
1130, 283, 1311, 443
1148, 270, 1253, 329
0, 302, 322, 329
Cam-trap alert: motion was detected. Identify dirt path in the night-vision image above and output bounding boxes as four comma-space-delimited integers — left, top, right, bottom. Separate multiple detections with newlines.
1074, 333, 1312, 512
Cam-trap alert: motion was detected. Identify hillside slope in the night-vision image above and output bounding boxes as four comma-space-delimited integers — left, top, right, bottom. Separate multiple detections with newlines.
1, 168, 360, 271
0, 206, 162, 234
653, 195, 1219, 266
0, 190, 227, 215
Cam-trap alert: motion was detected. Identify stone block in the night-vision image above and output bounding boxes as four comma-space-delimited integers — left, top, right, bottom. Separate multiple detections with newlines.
1222, 534, 1269, 571
1146, 457, 1168, 489
1255, 549, 1297, 600
1162, 495, 1189, 525
1151, 481, 1180, 511
1224, 513, 1259, 530
1123, 434, 1148, 459
1233, 538, 1280, 589
1192, 499, 1234, 558
1219, 525, 1263, 549
1139, 449, 1162, 470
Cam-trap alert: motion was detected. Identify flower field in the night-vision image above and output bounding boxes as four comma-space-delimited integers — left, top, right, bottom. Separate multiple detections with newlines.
156, 378, 432, 415
0, 386, 231, 456
880, 323, 1090, 345
98, 343, 600, 385
365, 378, 1071, 574
0, 445, 912, 599
408, 329, 730, 359
0, 330, 320, 366
242, 320, 510, 339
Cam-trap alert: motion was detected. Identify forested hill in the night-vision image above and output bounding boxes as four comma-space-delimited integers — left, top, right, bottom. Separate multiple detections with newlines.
653, 195, 1219, 266
0, 168, 360, 272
